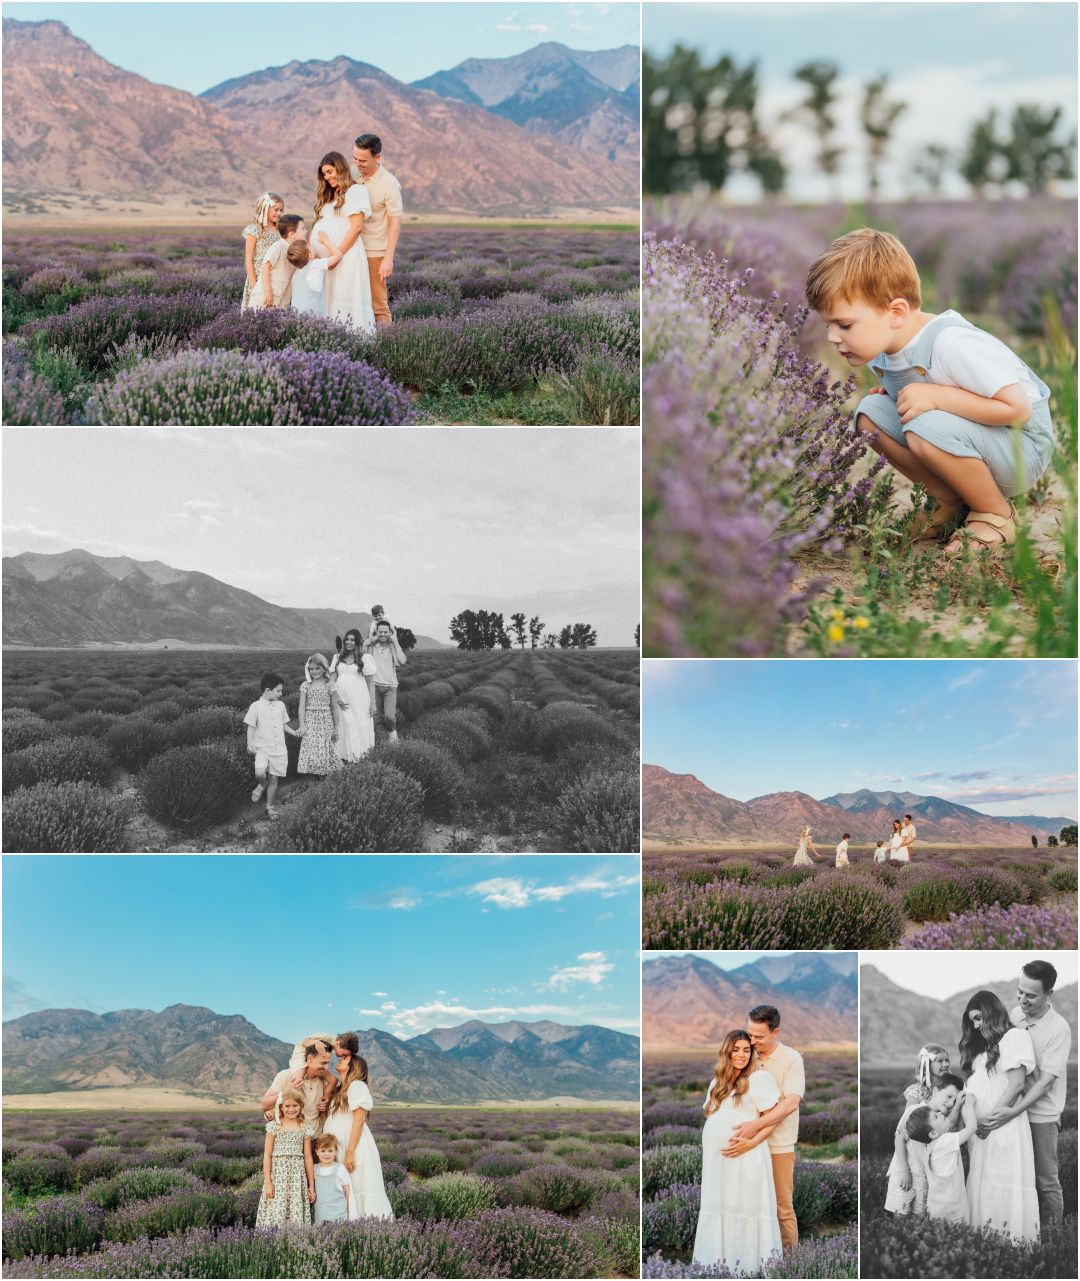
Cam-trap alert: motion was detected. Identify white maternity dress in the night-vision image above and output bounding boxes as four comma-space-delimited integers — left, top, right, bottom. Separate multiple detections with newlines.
966, 1027, 1039, 1242
330, 653, 376, 761
321, 1080, 393, 1220
889, 832, 908, 862
310, 184, 376, 333
693, 1070, 784, 1277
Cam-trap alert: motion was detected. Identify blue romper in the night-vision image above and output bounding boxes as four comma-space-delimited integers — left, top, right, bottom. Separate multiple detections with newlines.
853, 311, 1053, 497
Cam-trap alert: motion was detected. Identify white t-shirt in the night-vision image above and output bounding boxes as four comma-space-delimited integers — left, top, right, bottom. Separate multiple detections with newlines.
885, 312, 1041, 404
244, 698, 288, 753
316, 1161, 351, 1193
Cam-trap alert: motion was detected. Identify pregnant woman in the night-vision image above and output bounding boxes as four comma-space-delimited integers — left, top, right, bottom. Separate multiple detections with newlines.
328, 630, 376, 761
693, 1030, 783, 1276
961, 991, 1039, 1241
310, 152, 375, 333
321, 1033, 394, 1220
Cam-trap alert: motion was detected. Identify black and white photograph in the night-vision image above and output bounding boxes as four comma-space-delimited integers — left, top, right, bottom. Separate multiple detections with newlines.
2, 426, 640, 853
861, 951, 1078, 1279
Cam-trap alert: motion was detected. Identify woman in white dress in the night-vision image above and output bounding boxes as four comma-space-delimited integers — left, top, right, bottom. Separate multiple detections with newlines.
693, 1030, 783, 1276
321, 1033, 393, 1220
888, 819, 908, 862
961, 991, 1039, 1242
328, 630, 376, 761
309, 152, 375, 334
793, 826, 822, 866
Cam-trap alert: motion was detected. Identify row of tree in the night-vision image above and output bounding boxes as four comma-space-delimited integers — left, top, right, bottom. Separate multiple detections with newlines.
448, 609, 601, 651
643, 47, 1077, 199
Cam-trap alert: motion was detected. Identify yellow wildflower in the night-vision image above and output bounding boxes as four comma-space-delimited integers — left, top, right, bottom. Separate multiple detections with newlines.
854, 617, 870, 629
827, 624, 845, 642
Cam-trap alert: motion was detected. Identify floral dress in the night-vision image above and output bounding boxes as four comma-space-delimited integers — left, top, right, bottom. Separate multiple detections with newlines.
241, 224, 283, 311
884, 1082, 932, 1214
255, 1120, 315, 1227
297, 680, 343, 776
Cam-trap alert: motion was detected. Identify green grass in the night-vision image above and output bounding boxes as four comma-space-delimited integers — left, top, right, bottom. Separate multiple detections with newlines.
417, 383, 574, 425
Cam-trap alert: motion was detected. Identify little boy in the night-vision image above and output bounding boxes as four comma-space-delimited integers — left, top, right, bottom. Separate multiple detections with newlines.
806, 228, 1053, 555
244, 673, 299, 818
366, 605, 386, 639
887, 1073, 965, 1216
253, 214, 308, 310
367, 619, 407, 741
835, 833, 850, 868
906, 1091, 979, 1223
311, 1135, 351, 1222
874, 840, 887, 863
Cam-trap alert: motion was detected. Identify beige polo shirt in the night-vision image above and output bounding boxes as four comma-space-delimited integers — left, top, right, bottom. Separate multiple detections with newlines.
901, 822, 916, 850
351, 163, 403, 257
269, 1067, 323, 1134
754, 1041, 805, 1153
1011, 1002, 1071, 1122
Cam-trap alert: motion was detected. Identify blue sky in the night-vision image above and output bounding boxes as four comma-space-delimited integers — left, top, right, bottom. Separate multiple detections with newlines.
3, 1, 640, 95
1, 855, 642, 1039
643, 2, 1078, 201
642, 659, 1078, 820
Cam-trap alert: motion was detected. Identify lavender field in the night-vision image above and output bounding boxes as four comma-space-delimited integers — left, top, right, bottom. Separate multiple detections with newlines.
643, 197, 1078, 657
2, 226, 639, 426
2, 647, 640, 854
641, 847, 1079, 950
0, 1106, 640, 1278
641, 1057, 858, 1279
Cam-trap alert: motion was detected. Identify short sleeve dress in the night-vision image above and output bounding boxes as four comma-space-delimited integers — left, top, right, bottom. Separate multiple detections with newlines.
311, 183, 375, 333
255, 1120, 316, 1226
885, 1082, 932, 1214
297, 680, 344, 776
241, 223, 284, 311
321, 1079, 394, 1220
693, 1068, 784, 1274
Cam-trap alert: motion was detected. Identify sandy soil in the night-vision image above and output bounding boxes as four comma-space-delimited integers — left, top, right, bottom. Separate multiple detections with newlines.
2, 1090, 637, 1112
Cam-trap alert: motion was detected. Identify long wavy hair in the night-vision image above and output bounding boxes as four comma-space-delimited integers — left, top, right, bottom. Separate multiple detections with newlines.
331, 629, 363, 672
704, 1030, 755, 1117
960, 990, 1011, 1075
328, 1032, 370, 1115
315, 152, 352, 217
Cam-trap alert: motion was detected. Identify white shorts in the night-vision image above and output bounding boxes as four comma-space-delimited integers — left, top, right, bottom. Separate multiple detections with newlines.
254, 748, 288, 778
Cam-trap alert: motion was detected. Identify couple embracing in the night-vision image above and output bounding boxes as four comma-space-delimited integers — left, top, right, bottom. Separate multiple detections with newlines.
693, 1005, 805, 1275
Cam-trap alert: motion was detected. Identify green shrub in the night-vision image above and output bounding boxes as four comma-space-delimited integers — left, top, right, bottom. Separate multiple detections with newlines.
423, 1171, 497, 1220
262, 759, 424, 852
469, 1206, 601, 1279
2, 780, 133, 853
388, 1181, 435, 1220
105, 1186, 239, 1242
2, 735, 113, 794
579, 1216, 640, 1279
54, 711, 123, 739
2, 716, 57, 752
168, 705, 238, 746
458, 684, 510, 722
642, 1143, 702, 1198
510, 1163, 598, 1213
411, 708, 493, 762
838, 1133, 859, 1158
114, 1166, 201, 1203
406, 1146, 448, 1178
535, 701, 631, 759
1048, 865, 1078, 892
3, 1148, 74, 1196
104, 715, 173, 770
138, 742, 249, 833
555, 766, 638, 852
711, 861, 759, 884
1, 1192, 106, 1261
142, 1138, 208, 1165
375, 737, 467, 819
186, 1155, 262, 1184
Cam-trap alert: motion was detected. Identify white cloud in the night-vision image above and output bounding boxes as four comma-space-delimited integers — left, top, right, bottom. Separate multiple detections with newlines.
546, 951, 614, 991
372, 992, 387, 997
351, 888, 423, 910
385, 1000, 519, 1037
948, 668, 983, 690
354, 1008, 383, 1017
469, 871, 639, 909
472, 877, 532, 908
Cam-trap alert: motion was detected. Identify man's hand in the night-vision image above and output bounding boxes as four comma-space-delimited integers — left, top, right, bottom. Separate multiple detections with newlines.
721, 1133, 758, 1158
729, 1120, 761, 1142
896, 383, 940, 425
262, 1109, 275, 1122
379, 256, 394, 282
976, 1107, 1006, 1137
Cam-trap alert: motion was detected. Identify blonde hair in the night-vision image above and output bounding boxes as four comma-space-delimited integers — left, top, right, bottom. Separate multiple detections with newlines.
916, 1044, 950, 1091
305, 652, 330, 684
704, 1031, 755, 1117
253, 192, 284, 230
278, 1087, 305, 1120
805, 227, 922, 314
800, 826, 811, 840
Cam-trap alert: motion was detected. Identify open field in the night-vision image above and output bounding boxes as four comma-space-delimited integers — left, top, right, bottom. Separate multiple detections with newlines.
2, 1093, 640, 1113
1, 1107, 640, 1278
2, 648, 640, 853
642, 848, 1078, 950
644, 197, 1077, 657
3, 226, 639, 426
641, 1054, 858, 1279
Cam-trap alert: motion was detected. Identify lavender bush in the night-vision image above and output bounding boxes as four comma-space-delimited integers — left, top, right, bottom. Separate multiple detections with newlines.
2, 1195, 106, 1262
901, 901, 1079, 949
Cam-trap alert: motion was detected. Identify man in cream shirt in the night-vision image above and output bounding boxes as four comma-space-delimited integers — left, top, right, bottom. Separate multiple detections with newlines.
723, 1004, 805, 1251
351, 133, 403, 325
259, 1033, 335, 1132
899, 814, 917, 861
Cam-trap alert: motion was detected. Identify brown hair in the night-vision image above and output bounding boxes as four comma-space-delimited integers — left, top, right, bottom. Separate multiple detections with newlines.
906, 1105, 934, 1144
287, 240, 312, 268
315, 152, 353, 218
805, 228, 922, 314
328, 1033, 370, 1115
704, 1030, 755, 1117
314, 1134, 338, 1152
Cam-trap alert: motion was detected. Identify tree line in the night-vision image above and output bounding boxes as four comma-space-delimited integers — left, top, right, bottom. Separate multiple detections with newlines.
643, 47, 1077, 199
448, 609, 608, 651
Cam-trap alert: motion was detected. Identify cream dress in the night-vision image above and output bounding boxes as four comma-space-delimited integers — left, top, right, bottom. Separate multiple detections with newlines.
330, 652, 377, 761
889, 830, 908, 861
966, 1027, 1039, 1241
310, 184, 376, 333
693, 1070, 784, 1276
793, 835, 814, 866
321, 1080, 394, 1220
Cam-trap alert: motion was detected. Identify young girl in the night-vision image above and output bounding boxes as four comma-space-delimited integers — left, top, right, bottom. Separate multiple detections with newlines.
297, 653, 344, 776
884, 1044, 964, 1215
793, 826, 823, 866
256, 1088, 316, 1227
241, 192, 284, 312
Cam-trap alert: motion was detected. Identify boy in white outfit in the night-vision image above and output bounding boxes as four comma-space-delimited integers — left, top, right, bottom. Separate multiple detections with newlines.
835, 834, 850, 867
244, 672, 299, 818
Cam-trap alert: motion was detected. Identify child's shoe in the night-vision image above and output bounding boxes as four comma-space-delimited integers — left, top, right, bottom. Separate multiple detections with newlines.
266, 806, 280, 820
252, 783, 267, 802
388, 729, 399, 742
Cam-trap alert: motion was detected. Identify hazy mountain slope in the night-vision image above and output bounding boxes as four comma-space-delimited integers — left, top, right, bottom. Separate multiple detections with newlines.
642, 765, 790, 844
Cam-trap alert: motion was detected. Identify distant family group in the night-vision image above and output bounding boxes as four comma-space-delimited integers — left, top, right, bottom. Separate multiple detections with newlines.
793, 817, 916, 866
240, 134, 403, 334
693, 1005, 806, 1274
254, 1033, 392, 1227
884, 959, 1069, 1241
242, 611, 407, 818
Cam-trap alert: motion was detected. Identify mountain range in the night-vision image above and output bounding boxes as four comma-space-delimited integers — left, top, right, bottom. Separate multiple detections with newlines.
2, 1006, 639, 1103
860, 966, 1078, 1069
2, 549, 444, 649
411, 42, 639, 166
643, 765, 1072, 846
3, 20, 638, 218
643, 953, 858, 1050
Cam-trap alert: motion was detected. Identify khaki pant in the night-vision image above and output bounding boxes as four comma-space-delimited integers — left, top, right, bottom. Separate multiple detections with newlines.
1030, 1120, 1063, 1224
770, 1151, 798, 1251
367, 256, 391, 324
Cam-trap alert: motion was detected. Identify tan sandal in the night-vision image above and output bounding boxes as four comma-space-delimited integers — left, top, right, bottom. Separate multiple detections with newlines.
945, 502, 1018, 557
910, 497, 963, 543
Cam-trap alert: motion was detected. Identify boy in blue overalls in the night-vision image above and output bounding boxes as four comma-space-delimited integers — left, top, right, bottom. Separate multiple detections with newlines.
806, 228, 1053, 556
